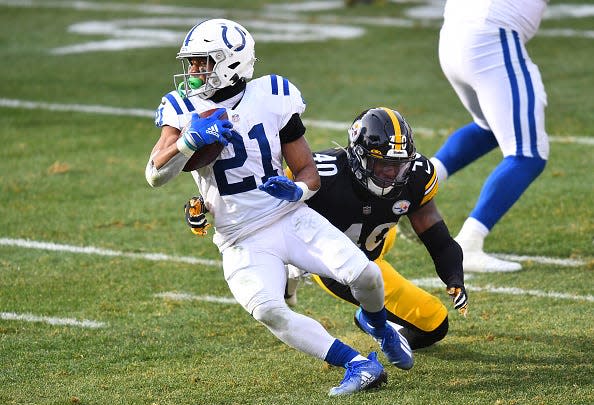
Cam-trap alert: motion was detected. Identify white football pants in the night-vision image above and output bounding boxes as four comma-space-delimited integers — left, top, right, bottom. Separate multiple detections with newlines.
220, 205, 384, 360
439, 23, 549, 159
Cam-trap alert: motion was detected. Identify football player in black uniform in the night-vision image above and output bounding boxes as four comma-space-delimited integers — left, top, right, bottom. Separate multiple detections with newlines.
185, 107, 468, 350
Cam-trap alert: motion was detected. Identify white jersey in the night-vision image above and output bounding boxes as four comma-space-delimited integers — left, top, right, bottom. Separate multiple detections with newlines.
154, 74, 307, 250
443, 0, 547, 42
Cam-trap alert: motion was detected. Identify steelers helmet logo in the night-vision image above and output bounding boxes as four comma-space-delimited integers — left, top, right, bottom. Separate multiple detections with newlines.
349, 120, 362, 144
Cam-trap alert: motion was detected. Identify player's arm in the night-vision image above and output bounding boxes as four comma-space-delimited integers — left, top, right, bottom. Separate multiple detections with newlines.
282, 136, 320, 193
146, 110, 232, 187
145, 125, 189, 187
150, 125, 183, 169
259, 114, 320, 201
409, 200, 468, 316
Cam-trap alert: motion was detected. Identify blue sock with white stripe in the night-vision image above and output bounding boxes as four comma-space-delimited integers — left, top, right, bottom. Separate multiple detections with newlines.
433, 122, 498, 178
470, 155, 546, 230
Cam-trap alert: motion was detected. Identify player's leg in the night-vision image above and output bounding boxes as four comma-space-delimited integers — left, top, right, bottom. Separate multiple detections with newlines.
312, 270, 448, 350
222, 218, 386, 395
222, 230, 341, 361
378, 226, 448, 349
286, 206, 413, 370
431, 123, 498, 182
374, 259, 449, 349
456, 29, 548, 272
433, 25, 499, 182
312, 226, 448, 350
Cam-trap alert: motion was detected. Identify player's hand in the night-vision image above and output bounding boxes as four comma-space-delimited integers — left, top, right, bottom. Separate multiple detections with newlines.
447, 286, 468, 317
258, 176, 303, 202
184, 196, 211, 236
181, 109, 233, 151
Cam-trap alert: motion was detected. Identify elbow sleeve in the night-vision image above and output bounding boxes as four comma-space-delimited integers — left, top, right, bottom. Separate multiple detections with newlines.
145, 152, 189, 187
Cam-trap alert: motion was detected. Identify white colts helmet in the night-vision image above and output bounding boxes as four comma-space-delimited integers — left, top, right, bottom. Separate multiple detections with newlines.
174, 19, 256, 99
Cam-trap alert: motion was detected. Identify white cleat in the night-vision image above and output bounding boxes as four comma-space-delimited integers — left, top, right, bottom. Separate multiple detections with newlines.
462, 250, 522, 272
456, 238, 522, 273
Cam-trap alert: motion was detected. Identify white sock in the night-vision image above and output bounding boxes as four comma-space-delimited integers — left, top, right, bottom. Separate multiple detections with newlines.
456, 217, 489, 251
430, 157, 449, 183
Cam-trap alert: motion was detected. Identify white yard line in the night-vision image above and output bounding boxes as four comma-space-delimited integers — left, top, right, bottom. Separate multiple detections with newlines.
0, 311, 106, 328
493, 253, 587, 267
155, 278, 594, 304
154, 292, 237, 304
0, 237, 221, 267
0, 237, 586, 269
411, 277, 594, 302
1, 98, 594, 144
1, 237, 591, 328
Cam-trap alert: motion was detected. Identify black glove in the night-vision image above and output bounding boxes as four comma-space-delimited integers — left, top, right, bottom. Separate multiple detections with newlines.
446, 286, 468, 317
184, 196, 211, 236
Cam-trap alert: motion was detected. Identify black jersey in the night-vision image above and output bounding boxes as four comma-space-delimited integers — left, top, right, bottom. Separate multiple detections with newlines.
306, 148, 438, 261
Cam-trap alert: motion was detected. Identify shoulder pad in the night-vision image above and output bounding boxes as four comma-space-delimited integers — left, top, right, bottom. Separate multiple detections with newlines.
409, 154, 438, 206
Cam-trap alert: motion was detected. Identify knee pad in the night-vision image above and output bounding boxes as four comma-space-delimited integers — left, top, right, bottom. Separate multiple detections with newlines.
252, 300, 292, 331
350, 262, 384, 312
350, 262, 384, 294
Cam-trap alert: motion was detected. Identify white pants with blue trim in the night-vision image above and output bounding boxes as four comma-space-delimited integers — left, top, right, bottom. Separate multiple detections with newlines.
439, 23, 549, 160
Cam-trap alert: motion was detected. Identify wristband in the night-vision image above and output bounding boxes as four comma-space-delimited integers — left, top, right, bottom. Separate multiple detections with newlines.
176, 134, 196, 158
295, 182, 318, 202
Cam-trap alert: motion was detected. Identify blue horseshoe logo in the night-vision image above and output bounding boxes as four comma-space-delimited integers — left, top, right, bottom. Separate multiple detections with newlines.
221, 25, 246, 51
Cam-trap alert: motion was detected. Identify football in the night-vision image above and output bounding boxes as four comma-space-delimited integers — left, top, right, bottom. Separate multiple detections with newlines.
182, 109, 227, 172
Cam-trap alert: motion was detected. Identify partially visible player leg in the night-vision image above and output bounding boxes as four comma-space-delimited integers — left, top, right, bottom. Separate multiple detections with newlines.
311, 265, 448, 350
223, 238, 387, 396
374, 259, 449, 349
431, 122, 498, 182
456, 156, 546, 272
433, 26, 499, 184
284, 265, 300, 307
436, 27, 549, 272
341, 263, 415, 370
456, 29, 549, 272
311, 226, 448, 350
287, 206, 413, 371
375, 228, 448, 349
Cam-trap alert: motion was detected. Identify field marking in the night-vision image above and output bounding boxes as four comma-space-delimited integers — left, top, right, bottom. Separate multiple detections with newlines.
2, 237, 592, 306
0, 312, 106, 328
2, 1, 593, 54
494, 253, 588, 267
1, 98, 593, 145
0, 237, 588, 270
411, 277, 594, 303
0, 238, 222, 267
154, 292, 237, 304
155, 275, 594, 304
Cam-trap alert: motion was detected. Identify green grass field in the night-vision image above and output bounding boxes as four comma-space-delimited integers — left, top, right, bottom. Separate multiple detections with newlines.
1, 0, 593, 404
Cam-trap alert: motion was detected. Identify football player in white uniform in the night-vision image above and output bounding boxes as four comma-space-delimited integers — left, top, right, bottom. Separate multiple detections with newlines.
145, 19, 413, 396
431, 0, 549, 272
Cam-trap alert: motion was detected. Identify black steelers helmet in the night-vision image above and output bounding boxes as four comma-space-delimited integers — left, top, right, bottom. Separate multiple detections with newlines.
347, 107, 416, 198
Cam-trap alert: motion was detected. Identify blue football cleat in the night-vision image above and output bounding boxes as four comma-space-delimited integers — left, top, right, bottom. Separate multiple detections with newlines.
328, 352, 388, 396
355, 308, 414, 370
